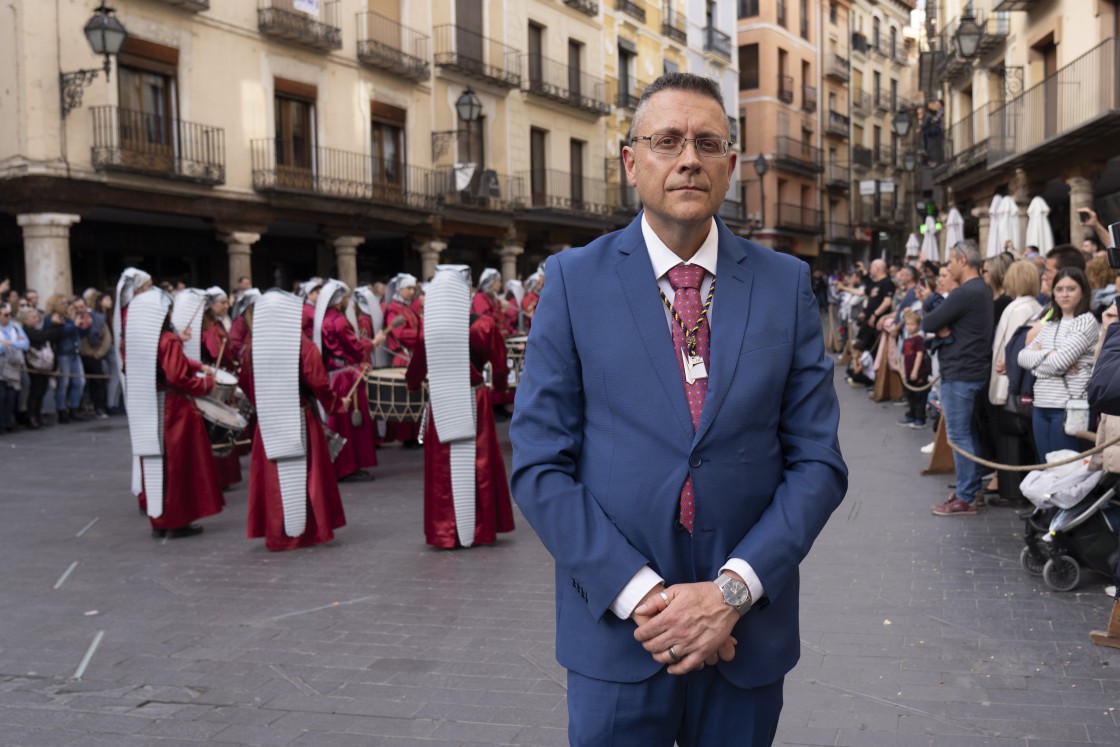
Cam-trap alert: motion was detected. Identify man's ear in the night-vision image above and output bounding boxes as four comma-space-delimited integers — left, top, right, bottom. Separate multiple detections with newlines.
621, 146, 638, 187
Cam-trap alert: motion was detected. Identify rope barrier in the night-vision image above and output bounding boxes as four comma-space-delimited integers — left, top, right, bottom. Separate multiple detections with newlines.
944, 430, 1120, 472
898, 374, 940, 393
14, 366, 115, 380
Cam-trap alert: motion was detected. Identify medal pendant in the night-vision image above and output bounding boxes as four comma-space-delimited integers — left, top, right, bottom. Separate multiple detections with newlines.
681, 347, 696, 385
688, 354, 708, 381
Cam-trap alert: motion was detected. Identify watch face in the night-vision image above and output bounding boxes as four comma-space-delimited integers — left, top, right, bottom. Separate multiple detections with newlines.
723, 580, 749, 607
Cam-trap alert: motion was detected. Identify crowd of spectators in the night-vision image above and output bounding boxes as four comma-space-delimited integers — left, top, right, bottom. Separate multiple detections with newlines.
825, 206, 1120, 517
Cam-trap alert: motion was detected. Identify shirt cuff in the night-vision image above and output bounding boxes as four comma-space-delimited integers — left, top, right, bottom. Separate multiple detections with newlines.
721, 559, 765, 609
609, 566, 665, 620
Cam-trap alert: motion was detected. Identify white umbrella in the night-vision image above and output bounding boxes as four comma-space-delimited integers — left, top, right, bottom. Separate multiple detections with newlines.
1025, 196, 1055, 254
905, 233, 920, 258
986, 194, 1004, 257
996, 195, 1021, 254
920, 216, 938, 261
943, 208, 965, 262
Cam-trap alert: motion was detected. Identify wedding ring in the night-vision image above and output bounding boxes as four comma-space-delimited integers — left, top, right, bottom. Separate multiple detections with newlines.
658, 591, 670, 606
667, 645, 681, 662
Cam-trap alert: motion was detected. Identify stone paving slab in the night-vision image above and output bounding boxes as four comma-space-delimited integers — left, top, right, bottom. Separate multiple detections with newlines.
0, 368, 1118, 746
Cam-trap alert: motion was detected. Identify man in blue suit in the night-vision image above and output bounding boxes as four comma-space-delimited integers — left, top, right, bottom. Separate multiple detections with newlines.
510, 73, 847, 745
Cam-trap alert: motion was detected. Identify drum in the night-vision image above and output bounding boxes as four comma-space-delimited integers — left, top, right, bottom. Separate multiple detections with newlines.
365, 367, 426, 422
195, 397, 248, 455
199, 368, 239, 403
506, 335, 527, 389
231, 386, 255, 422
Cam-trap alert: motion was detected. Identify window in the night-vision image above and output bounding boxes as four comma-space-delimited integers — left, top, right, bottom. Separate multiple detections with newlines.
777, 0, 786, 27
890, 133, 897, 167
800, 0, 808, 39
274, 77, 316, 189
889, 27, 897, 59
618, 46, 635, 105
371, 101, 404, 188
117, 38, 179, 171
664, 59, 679, 74
738, 44, 759, 89
530, 128, 547, 206
568, 39, 582, 97
570, 139, 585, 207
873, 71, 881, 107
738, 0, 758, 18
872, 124, 881, 161
890, 79, 898, 112
872, 17, 880, 50
528, 23, 544, 88
829, 2, 837, 24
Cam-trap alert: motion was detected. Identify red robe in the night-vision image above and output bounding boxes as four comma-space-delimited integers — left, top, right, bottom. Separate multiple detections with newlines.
405, 315, 514, 549
240, 337, 346, 551
520, 291, 539, 334
140, 331, 225, 531
321, 308, 377, 478
472, 292, 515, 404
201, 320, 243, 489
228, 315, 250, 361
356, 315, 384, 447
384, 300, 422, 442
301, 302, 316, 340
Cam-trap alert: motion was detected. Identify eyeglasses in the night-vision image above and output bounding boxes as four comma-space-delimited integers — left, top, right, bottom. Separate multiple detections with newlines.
631, 133, 732, 158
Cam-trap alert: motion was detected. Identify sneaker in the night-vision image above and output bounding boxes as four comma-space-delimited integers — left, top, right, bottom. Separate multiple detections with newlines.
893, 397, 909, 406
908, 420, 927, 429
896, 417, 915, 427
931, 494, 978, 516
920, 441, 935, 454
95, 410, 109, 420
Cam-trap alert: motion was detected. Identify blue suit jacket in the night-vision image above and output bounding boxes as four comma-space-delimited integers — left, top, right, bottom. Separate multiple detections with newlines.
509, 215, 847, 688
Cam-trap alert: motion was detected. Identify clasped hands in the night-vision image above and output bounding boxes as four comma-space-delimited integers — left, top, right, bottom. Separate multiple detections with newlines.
631, 581, 740, 676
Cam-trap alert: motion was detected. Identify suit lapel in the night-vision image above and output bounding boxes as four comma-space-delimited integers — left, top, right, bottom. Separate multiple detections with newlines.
614, 219, 695, 440
695, 223, 753, 445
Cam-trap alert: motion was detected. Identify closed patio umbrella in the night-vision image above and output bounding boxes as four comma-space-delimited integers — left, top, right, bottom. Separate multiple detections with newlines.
996, 195, 1022, 254
1025, 196, 1055, 255
920, 216, 938, 261
906, 232, 921, 258
986, 194, 1005, 257
943, 208, 965, 263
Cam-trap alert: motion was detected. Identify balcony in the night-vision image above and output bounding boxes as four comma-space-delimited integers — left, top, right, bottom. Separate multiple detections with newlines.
613, 78, 647, 109
851, 32, 869, 57
853, 145, 873, 171
778, 75, 794, 104
774, 135, 823, 176
432, 166, 524, 212
357, 12, 430, 82
615, 0, 646, 23
874, 147, 892, 168
776, 203, 823, 234
563, 0, 599, 17
522, 170, 611, 220
826, 222, 853, 245
91, 106, 224, 185
433, 25, 521, 89
524, 55, 610, 115
852, 89, 871, 117
257, 0, 341, 52
873, 93, 889, 113
719, 200, 747, 227
826, 110, 849, 138
151, 0, 208, 10
802, 85, 817, 114
251, 140, 436, 210
993, 0, 1041, 9
825, 163, 850, 191
977, 12, 1011, 58
703, 27, 732, 62
662, 13, 687, 45
989, 38, 1120, 169
935, 104, 990, 184
826, 53, 849, 82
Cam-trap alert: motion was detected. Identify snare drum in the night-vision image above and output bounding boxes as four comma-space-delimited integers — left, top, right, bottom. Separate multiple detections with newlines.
231, 386, 255, 422
365, 367, 426, 422
200, 368, 239, 403
195, 397, 248, 455
505, 335, 527, 389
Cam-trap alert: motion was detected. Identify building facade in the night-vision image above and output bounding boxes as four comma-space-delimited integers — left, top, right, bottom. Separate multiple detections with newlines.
0, 0, 741, 299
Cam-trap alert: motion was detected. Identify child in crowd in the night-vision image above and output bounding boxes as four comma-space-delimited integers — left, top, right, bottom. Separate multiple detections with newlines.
846, 338, 875, 387
899, 310, 931, 428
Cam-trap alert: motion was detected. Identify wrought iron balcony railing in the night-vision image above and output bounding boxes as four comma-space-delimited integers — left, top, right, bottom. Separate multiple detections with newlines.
615, 0, 646, 23
827, 110, 849, 138
852, 145, 873, 170
704, 27, 732, 61
826, 53, 849, 81
873, 92, 890, 113
564, 0, 599, 17
357, 12, 430, 81
778, 75, 794, 104
936, 103, 990, 183
776, 203, 823, 234
852, 89, 871, 116
825, 163, 850, 189
802, 85, 817, 114
774, 135, 823, 175
91, 106, 224, 185
257, 0, 341, 52
662, 13, 687, 45
719, 200, 746, 226
433, 25, 521, 88
827, 222, 853, 243
152, 0, 208, 11
524, 55, 610, 115
522, 169, 611, 218
432, 166, 524, 212
251, 139, 435, 210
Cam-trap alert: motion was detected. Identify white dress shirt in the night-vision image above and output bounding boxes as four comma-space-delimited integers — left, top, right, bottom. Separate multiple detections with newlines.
608, 215, 765, 619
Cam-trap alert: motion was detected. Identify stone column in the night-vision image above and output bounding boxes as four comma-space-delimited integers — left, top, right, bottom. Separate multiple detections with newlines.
332, 236, 364, 289
1012, 169, 1031, 253
413, 239, 447, 281
972, 206, 990, 256
498, 241, 524, 282
218, 231, 260, 291
1068, 176, 1094, 245
17, 213, 80, 300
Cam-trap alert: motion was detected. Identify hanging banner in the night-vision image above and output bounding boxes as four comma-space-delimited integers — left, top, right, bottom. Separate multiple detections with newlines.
859, 179, 877, 196
294, 0, 319, 14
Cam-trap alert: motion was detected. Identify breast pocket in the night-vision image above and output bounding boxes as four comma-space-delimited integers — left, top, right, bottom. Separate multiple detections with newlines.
741, 327, 789, 355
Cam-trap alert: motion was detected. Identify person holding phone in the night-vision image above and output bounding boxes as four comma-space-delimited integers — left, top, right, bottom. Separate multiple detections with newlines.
1078, 208, 1111, 256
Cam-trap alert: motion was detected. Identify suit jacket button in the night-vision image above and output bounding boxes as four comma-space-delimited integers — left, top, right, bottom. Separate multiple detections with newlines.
689, 454, 702, 468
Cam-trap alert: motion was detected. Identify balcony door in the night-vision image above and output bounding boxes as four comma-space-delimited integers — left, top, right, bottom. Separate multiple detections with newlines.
570, 139, 585, 210
528, 24, 544, 92
457, 0, 484, 65
275, 85, 315, 191
530, 128, 547, 207
118, 67, 175, 173
372, 101, 405, 203
568, 40, 582, 100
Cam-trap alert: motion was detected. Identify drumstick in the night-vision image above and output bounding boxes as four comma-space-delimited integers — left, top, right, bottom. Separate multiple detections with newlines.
216, 336, 228, 370
345, 364, 369, 401
183, 299, 205, 330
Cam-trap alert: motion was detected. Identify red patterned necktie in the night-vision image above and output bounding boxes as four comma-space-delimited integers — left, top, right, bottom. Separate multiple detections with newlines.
667, 263, 710, 532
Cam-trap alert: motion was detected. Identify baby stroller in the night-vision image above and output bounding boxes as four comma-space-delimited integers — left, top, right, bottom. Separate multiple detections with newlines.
1019, 456, 1120, 592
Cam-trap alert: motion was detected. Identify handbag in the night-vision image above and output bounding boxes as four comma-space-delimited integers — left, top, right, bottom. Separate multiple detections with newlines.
1061, 376, 1091, 437
26, 344, 54, 372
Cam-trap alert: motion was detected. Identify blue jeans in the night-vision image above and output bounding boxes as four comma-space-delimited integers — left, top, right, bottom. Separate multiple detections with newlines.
55, 354, 85, 412
1032, 406, 1081, 463
941, 378, 986, 504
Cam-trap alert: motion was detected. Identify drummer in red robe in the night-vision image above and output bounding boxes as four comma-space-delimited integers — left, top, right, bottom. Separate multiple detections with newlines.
227, 288, 259, 362
520, 270, 543, 334
126, 290, 223, 538
406, 264, 514, 549
113, 267, 153, 509
238, 289, 348, 550
201, 287, 242, 489
299, 277, 324, 340
384, 273, 423, 447
472, 268, 516, 412
314, 279, 381, 481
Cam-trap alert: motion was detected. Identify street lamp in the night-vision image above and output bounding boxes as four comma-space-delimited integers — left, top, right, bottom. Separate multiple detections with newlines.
892, 108, 911, 138
954, 13, 983, 59
455, 88, 482, 164
60, 0, 128, 118
754, 154, 769, 229
903, 150, 916, 172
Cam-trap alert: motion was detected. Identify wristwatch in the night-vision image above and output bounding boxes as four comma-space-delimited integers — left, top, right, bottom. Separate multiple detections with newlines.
714, 573, 752, 616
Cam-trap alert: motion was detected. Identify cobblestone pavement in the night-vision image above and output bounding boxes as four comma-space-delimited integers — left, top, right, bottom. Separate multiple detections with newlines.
0, 369, 1118, 746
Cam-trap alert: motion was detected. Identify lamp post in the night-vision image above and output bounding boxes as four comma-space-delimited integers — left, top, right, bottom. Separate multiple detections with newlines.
60, 0, 128, 118
754, 154, 769, 229
954, 13, 983, 60
455, 88, 482, 164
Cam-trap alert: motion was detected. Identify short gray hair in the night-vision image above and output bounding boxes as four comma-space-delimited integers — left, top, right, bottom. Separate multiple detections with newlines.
629, 73, 727, 140
951, 239, 984, 270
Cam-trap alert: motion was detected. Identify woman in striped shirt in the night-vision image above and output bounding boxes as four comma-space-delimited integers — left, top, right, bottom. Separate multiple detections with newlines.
1018, 267, 1100, 462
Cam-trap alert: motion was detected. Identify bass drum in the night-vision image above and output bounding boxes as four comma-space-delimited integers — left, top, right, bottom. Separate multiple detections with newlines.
195, 397, 248, 456
365, 367, 426, 423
